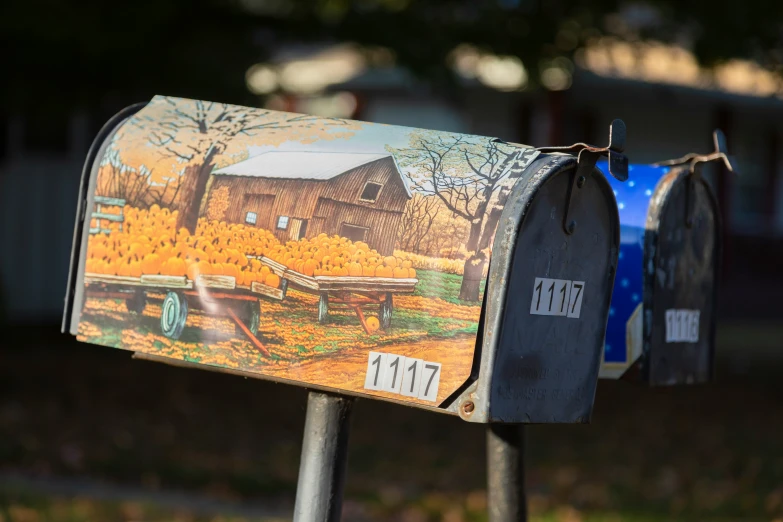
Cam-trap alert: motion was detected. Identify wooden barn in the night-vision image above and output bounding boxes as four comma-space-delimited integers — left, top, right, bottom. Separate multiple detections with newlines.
208, 151, 411, 255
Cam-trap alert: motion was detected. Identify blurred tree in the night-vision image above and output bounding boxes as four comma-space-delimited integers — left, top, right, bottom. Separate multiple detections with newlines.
3, 0, 782, 131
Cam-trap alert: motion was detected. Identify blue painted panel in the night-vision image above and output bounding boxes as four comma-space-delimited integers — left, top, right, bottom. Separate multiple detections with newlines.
596, 161, 670, 365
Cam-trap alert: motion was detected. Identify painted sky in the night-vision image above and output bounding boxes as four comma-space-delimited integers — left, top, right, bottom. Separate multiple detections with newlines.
112, 95, 509, 188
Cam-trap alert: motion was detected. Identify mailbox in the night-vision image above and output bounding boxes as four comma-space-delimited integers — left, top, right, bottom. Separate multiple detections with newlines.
598, 131, 734, 385
64, 95, 628, 423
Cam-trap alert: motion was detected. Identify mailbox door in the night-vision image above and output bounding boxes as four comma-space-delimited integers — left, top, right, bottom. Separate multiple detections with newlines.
643, 167, 719, 385
459, 155, 620, 423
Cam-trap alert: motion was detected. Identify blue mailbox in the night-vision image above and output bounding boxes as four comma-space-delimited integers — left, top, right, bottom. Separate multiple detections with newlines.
597, 131, 735, 384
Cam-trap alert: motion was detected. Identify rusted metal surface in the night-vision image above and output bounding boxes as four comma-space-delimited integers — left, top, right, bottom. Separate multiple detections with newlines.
653, 129, 737, 175
536, 119, 629, 181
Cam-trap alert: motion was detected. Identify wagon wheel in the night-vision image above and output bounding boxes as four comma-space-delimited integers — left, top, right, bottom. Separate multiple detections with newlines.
379, 292, 393, 330
318, 292, 329, 324
125, 291, 146, 314
235, 300, 261, 336
160, 291, 188, 340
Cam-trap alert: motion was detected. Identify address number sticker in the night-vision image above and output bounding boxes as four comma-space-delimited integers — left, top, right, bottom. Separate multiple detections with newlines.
400, 357, 423, 398
530, 278, 585, 318
381, 353, 405, 394
665, 309, 700, 343
363, 352, 388, 390
364, 352, 441, 402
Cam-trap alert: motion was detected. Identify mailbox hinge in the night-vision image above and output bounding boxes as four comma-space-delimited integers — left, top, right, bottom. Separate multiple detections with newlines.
542, 119, 629, 235
653, 129, 737, 228
536, 118, 629, 182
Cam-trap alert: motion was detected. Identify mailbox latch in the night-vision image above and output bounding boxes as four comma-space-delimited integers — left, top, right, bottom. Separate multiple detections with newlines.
653, 129, 737, 228
538, 119, 629, 235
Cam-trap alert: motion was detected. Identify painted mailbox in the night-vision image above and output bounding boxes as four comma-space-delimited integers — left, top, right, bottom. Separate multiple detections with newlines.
598, 131, 733, 384
64, 95, 628, 422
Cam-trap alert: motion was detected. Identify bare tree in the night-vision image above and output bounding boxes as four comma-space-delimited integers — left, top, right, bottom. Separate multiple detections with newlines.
148, 173, 183, 208
390, 132, 529, 301
396, 194, 440, 253
96, 149, 153, 207
125, 97, 359, 233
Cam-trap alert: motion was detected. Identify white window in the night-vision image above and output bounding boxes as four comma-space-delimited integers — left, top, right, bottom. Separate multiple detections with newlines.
277, 216, 289, 230
359, 182, 383, 202
245, 211, 257, 225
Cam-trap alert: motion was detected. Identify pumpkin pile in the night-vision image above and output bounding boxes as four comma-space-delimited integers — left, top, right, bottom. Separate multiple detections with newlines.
85, 205, 283, 288
265, 235, 416, 278
85, 205, 417, 287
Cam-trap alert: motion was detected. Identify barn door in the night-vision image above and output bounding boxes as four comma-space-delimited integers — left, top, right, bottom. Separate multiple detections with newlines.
289, 218, 308, 240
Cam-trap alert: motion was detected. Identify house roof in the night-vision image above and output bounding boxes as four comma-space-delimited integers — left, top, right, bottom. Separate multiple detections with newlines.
213, 151, 411, 196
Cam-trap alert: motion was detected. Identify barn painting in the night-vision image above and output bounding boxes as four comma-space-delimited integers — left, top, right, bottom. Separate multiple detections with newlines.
74, 95, 538, 407
208, 151, 410, 255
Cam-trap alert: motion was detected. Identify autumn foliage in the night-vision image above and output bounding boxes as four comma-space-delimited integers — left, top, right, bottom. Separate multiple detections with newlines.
266, 236, 416, 278
393, 250, 490, 277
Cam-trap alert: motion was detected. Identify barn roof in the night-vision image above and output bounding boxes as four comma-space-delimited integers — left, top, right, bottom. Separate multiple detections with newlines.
213, 151, 411, 196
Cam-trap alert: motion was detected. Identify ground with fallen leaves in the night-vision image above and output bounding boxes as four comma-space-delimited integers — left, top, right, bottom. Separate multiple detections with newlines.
76, 269, 480, 406
2, 322, 783, 522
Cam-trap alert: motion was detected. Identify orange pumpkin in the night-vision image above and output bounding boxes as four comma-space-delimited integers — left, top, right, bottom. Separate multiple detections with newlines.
164, 256, 187, 277
303, 259, 317, 277
348, 261, 363, 277
129, 258, 143, 278
265, 273, 281, 288
186, 262, 199, 280
117, 258, 131, 277
141, 253, 161, 275
196, 260, 212, 276
211, 250, 227, 264
222, 263, 239, 279
366, 316, 380, 333
243, 271, 257, 285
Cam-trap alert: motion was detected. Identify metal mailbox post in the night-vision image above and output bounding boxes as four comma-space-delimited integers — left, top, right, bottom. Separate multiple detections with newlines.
63, 96, 628, 522
599, 131, 735, 384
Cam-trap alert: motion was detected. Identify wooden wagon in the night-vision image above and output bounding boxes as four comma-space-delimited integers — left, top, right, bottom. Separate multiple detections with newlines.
82, 273, 283, 355
253, 256, 418, 333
